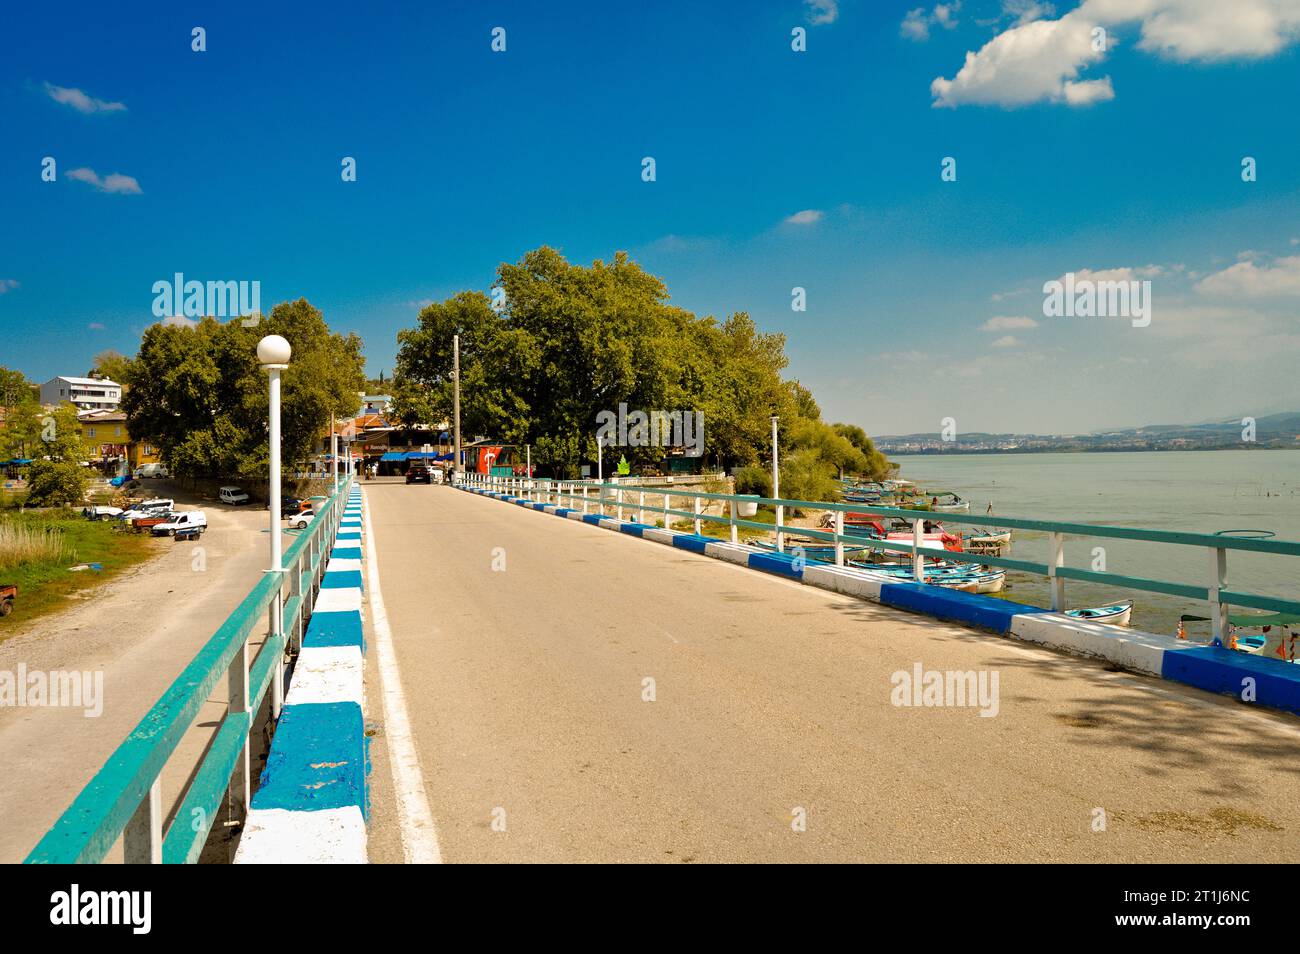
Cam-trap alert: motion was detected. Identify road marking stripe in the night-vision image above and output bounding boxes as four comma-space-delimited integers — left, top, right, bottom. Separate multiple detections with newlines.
362, 491, 443, 864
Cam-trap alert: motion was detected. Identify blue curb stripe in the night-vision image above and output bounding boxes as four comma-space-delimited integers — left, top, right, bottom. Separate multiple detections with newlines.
331, 546, 363, 561
671, 534, 714, 554
747, 551, 811, 579
879, 582, 1051, 634
251, 701, 367, 816
581, 514, 605, 526
1162, 646, 1300, 714
304, 610, 365, 650
321, 569, 364, 590
617, 522, 656, 537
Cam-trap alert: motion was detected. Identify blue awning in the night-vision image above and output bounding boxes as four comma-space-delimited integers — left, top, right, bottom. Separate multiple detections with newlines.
380, 452, 406, 462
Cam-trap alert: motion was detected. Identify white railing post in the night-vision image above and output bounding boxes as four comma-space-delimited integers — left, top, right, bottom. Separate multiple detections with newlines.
694, 496, 702, 536
912, 518, 925, 582
228, 635, 251, 825
1048, 532, 1065, 611
123, 778, 162, 863
729, 498, 738, 545
776, 498, 785, 553
835, 509, 845, 567
617, 487, 624, 522
639, 490, 646, 524
1208, 546, 1229, 645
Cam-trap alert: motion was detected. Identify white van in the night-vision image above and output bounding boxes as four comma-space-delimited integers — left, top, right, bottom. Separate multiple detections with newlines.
134, 463, 170, 479
219, 486, 250, 506
152, 511, 207, 537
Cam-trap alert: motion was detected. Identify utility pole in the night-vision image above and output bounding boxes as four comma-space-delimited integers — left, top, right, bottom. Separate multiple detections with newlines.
453, 333, 461, 481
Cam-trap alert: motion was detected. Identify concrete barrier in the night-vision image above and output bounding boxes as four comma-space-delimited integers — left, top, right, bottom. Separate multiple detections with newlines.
235, 487, 368, 864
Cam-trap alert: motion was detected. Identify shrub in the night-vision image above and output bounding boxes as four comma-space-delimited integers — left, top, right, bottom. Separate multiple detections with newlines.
24, 460, 88, 508
732, 464, 772, 498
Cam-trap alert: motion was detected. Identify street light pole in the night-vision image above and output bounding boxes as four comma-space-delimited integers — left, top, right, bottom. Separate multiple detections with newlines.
771, 414, 782, 553
331, 415, 338, 495
258, 334, 292, 718
453, 334, 461, 483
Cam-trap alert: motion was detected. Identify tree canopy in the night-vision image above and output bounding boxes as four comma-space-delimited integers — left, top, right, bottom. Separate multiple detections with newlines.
394, 247, 891, 490
122, 300, 364, 479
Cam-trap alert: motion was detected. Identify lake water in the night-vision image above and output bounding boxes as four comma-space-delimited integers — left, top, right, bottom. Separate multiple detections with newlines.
888, 450, 1300, 651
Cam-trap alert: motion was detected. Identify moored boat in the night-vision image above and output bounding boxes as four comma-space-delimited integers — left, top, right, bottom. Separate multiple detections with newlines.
1065, 600, 1133, 625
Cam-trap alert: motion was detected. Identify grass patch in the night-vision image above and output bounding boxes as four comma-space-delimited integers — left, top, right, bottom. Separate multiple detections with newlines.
0, 510, 159, 636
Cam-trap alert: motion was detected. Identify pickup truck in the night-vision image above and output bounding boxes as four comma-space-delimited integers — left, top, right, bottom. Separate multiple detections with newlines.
151, 511, 207, 537
0, 584, 15, 618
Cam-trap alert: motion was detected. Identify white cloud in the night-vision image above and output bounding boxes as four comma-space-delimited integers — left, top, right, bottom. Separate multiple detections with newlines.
1195, 255, 1300, 297
1003, 0, 1056, 25
784, 209, 824, 225
991, 335, 1023, 347
980, 315, 1039, 331
87, 322, 106, 331
902, 3, 962, 41
805, 0, 839, 25
161, 316, 199, 329
931, 13, 1110, 107
1083, 0, 1300, 62
932, 1, 1300, 108
66, 167, 142, 195
1057, 265, 1163, 283
43, 81, 127, 114
0, 279, 18, 294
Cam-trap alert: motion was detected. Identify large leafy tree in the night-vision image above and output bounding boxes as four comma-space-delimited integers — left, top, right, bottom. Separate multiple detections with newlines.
395, 247, 890, 483
124, 300, 364, 479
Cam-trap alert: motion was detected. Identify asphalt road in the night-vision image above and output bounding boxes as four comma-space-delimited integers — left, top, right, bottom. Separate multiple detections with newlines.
362, 480, 1300, 863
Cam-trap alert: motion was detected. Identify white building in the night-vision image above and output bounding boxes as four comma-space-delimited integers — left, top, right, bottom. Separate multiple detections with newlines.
40, 375, 122, 411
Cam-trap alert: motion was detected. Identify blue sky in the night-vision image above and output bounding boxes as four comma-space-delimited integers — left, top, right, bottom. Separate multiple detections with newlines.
3, 0, 1299, 434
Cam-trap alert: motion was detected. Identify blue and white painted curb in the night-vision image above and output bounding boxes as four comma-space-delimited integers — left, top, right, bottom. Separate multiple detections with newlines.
235, 486, 368, 864
460, 484, 1300, 715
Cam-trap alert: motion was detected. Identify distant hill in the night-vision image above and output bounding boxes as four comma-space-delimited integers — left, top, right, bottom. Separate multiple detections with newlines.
873, 412, 1300, 452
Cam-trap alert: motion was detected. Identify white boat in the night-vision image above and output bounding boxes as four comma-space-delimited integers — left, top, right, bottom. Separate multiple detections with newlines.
1065, 600, 1133, 626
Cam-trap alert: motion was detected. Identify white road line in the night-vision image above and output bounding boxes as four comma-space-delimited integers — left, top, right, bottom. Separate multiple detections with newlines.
362, 490, 443, 863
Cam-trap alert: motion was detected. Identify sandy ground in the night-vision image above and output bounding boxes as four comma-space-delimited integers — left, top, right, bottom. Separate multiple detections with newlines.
362, 480, 1300, 863
0, 478, 294, 862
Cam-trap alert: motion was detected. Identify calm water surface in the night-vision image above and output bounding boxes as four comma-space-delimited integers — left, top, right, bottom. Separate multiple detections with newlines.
888, 450, 1300, 648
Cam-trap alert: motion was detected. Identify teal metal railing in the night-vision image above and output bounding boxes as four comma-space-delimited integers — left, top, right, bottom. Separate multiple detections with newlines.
461, 473, 1300, 644
25, 478, 354, 864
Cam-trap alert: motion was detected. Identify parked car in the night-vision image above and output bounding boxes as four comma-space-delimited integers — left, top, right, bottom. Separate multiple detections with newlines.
406, 466, 432, 485
117, 498, 175, 522
152, 511, 207, 537
83, 505, 124, 521
133, 463, 170, 479
287, 509, 314, 530
0, 584, 16, 618
219, 486, 251, 505
274, 496, 311, 517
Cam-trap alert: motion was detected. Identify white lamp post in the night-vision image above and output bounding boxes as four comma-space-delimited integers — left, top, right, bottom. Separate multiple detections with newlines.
257, 334, 291, 717
771, 414, 782, 553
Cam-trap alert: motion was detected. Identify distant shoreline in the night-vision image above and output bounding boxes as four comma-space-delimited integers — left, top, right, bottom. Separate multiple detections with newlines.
884, 445, 1300, 456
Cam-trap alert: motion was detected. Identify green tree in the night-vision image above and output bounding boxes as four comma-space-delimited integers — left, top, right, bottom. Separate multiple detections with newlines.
393, 247, 891, 484
92, 350, 134, 385
25, 460, 88, 507
124, 301, 364, 479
